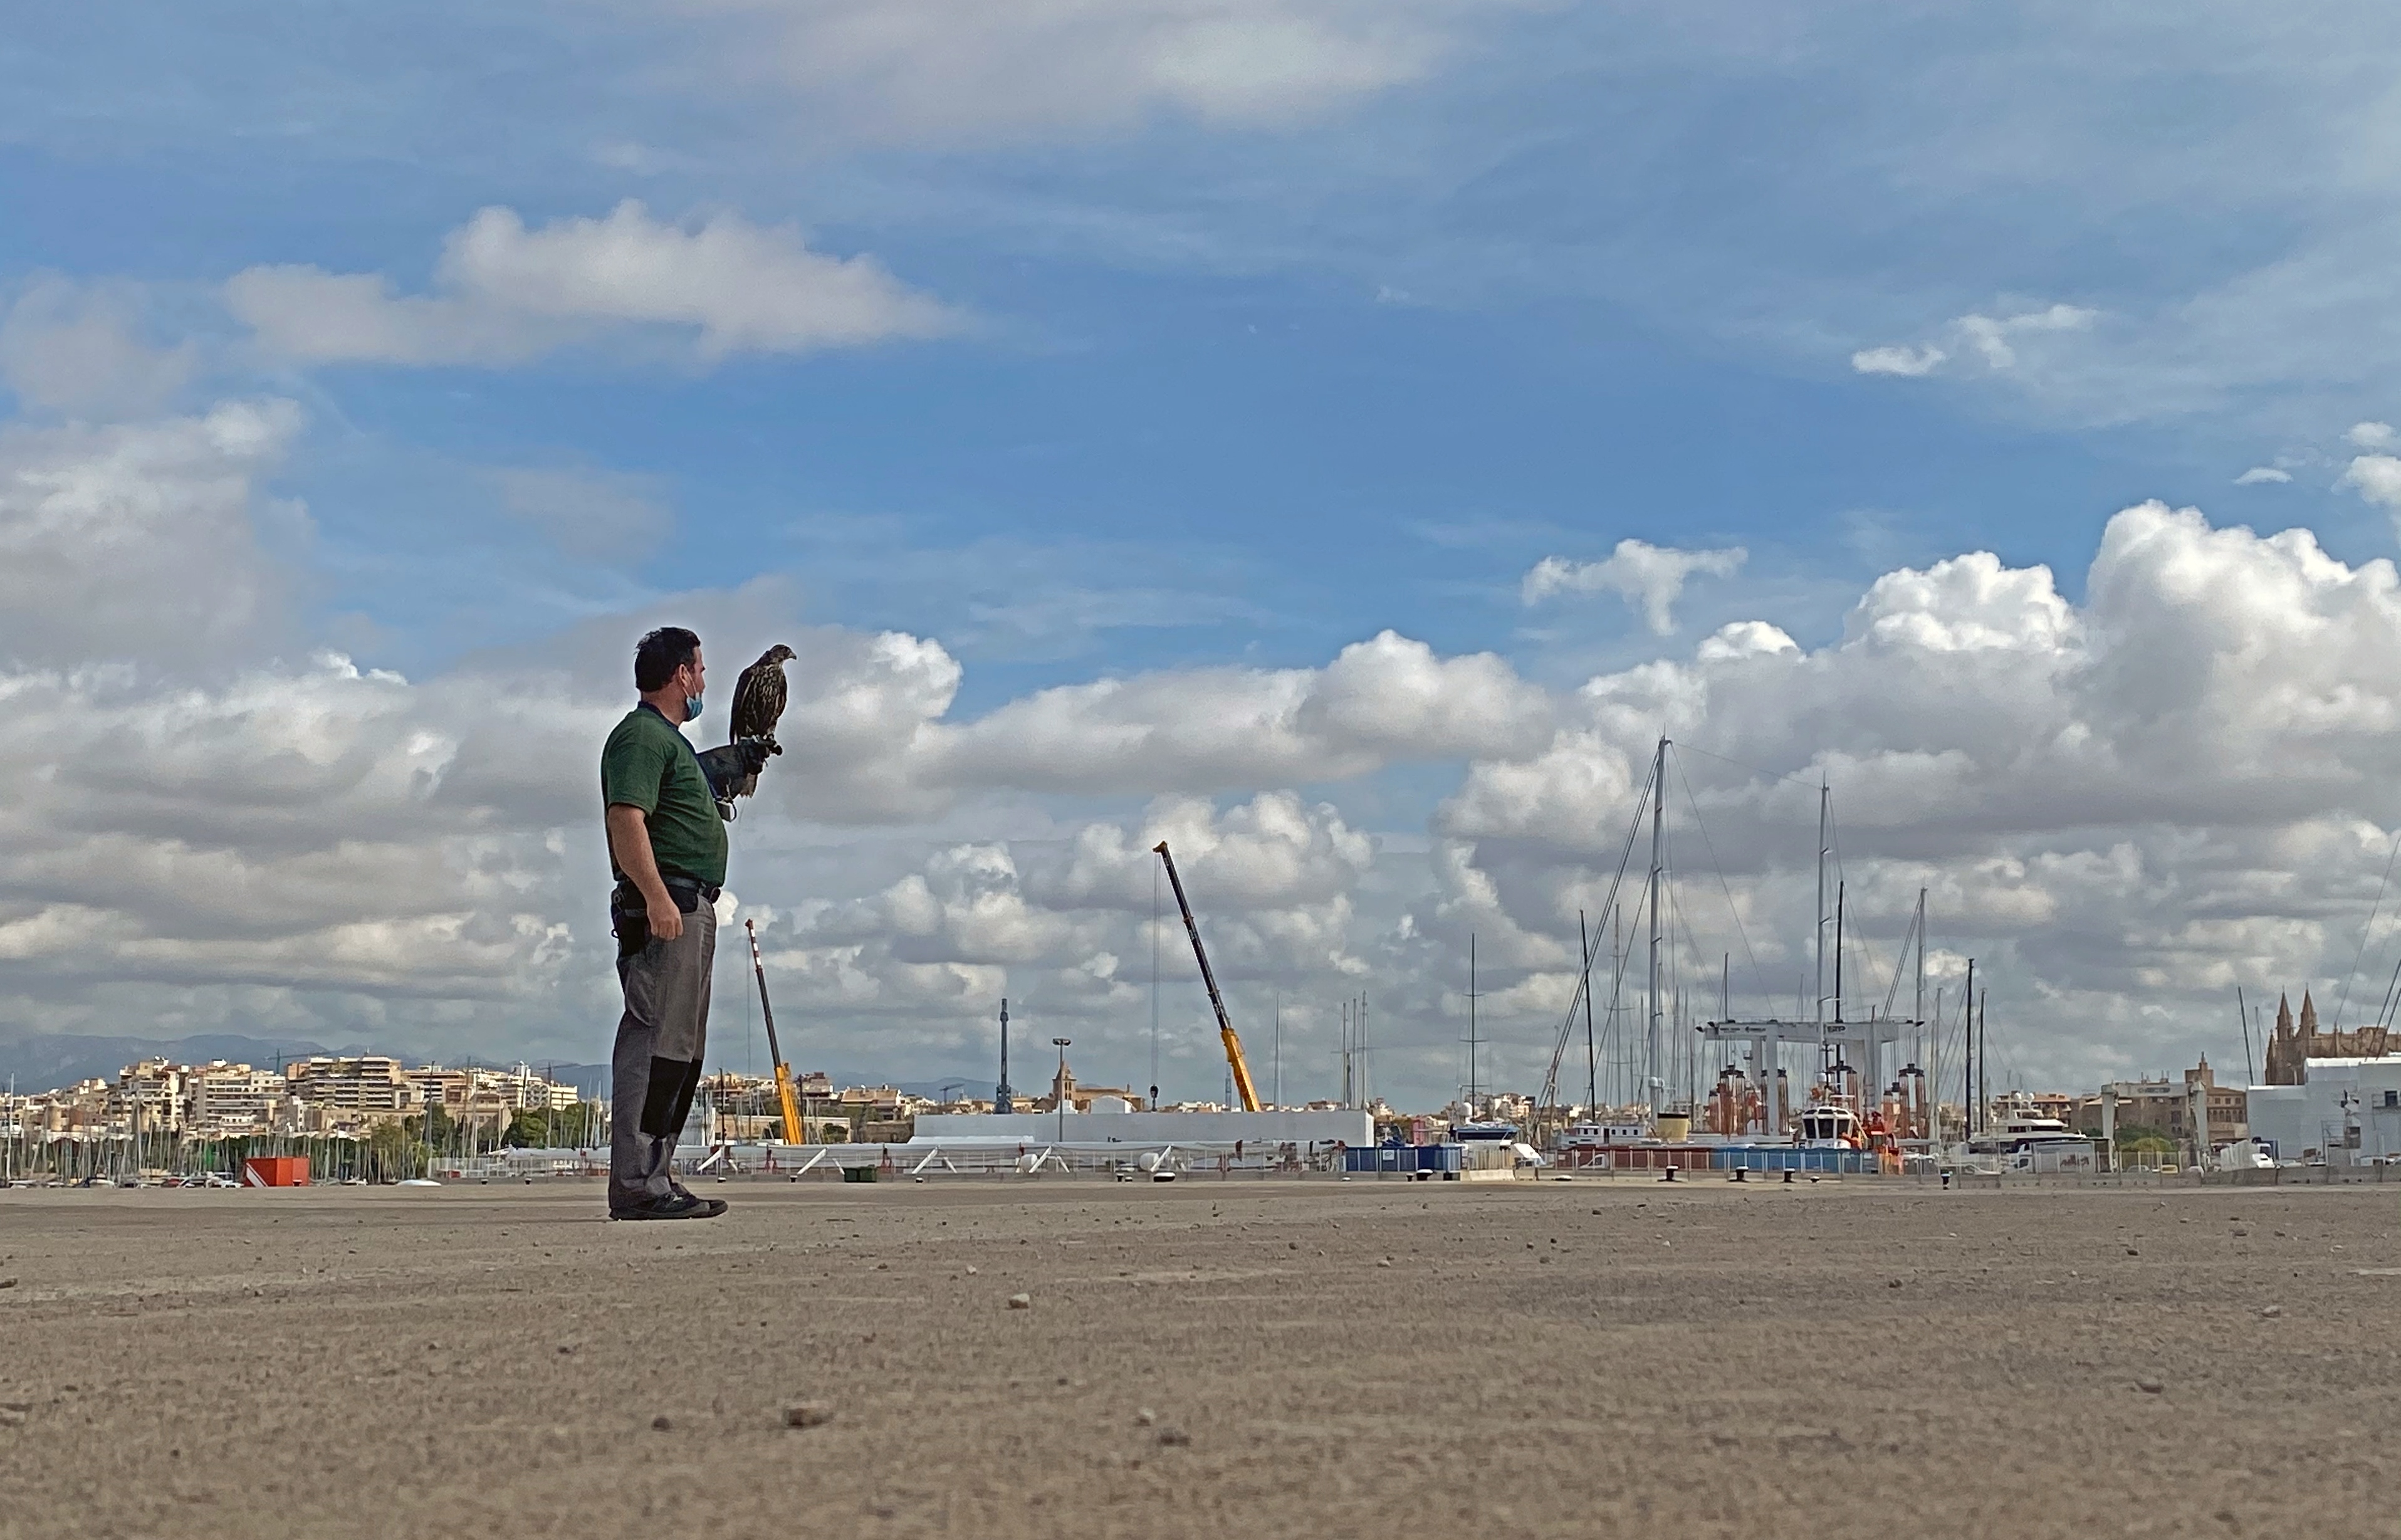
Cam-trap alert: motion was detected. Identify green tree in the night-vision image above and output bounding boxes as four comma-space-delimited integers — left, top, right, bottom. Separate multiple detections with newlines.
365, 1119, 425, 1180
558, 1102, 602, 1146
499, 1104, 602, 1148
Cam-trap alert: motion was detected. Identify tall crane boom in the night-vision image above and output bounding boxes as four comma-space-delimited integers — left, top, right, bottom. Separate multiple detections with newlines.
745, 918, 805, 1145
1152, 841, 1263, 1113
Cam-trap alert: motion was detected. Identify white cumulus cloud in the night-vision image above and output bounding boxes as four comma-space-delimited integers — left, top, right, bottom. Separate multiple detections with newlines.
683, 0, 1490, 142
2234, 466, 2292, 485
0, 399, 303, 669
1522, 539, 1747, 634
2342, 453, 2401, 526
1956, 303, 2098, 370
1851, 304, 2100, 385
922, 630, 1552, 795
1, 278, 198, 419
1851, 344, 1945, 377
24, 391, 2401, 1099
225, 201, 958, 368
1432, 501, 2401, 1091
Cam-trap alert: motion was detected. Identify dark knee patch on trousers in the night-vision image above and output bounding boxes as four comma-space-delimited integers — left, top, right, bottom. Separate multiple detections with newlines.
640, 1057, 694, 1137
665, 1058, 704, 1141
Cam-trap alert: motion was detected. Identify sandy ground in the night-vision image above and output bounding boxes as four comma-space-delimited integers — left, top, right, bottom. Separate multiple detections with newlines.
1, 1175, 2396, 1538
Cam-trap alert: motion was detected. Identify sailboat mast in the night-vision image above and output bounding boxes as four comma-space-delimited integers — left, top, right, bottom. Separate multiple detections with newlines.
1609, 906, 1624, 1107
1647, 735, 1667, 1116
1467, 935, 1478, 1109
1964, 956, 1977, 1135
1580, 909, 1598, 1111
1932, 984, 1945, 1143
1815, 781, 1829, 1026
1914, 887, 1927, 1141
1833, 880, 1846, 1025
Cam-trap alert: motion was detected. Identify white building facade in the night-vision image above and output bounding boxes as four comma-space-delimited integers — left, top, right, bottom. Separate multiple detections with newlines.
2245, 1057, 2401, 1163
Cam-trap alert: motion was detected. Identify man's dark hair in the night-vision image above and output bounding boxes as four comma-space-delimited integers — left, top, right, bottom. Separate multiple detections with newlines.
634, 627, 701, 693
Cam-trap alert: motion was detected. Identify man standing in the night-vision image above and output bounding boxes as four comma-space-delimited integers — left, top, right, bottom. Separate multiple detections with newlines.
601, 627, 764, 1220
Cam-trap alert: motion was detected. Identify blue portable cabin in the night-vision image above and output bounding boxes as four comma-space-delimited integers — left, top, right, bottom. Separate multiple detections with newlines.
1343, 1143, 1463, 1175
1712, 1144, 1872, 1173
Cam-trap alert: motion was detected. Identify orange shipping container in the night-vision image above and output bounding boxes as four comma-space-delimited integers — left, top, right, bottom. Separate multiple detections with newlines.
240, 1156, 310, 1187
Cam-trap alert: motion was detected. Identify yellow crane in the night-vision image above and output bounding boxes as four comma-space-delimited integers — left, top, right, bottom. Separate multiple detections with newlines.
1152, 840, 1263, 1113
745, 918, 805, 1145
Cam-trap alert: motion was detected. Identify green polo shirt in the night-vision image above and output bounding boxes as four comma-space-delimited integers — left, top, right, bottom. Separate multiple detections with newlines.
600, 703, 727, 888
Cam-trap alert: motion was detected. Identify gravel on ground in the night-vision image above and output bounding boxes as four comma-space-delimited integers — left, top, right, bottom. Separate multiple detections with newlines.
0, 1177, 2391, 1537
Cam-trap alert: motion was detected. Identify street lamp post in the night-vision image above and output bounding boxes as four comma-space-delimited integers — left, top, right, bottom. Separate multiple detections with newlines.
1053, 1038, 1072, 1141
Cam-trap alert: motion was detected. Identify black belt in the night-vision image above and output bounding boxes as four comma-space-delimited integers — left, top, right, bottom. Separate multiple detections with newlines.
610, 876, 716, 958
613, 875, 721, 910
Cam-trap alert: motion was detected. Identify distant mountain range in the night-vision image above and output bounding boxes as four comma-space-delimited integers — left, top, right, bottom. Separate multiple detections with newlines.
0, 1029, 612, 1100
0, 1030, 335, 1095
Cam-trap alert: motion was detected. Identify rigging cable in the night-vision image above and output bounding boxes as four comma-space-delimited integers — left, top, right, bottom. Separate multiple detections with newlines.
1671, 752, 1772, 1007
1878, 899, 1923, 1024
1539, 750, 1659, 1107
2376, 952, 2401, 1033
1673, 738, 1826, 792
1819, 795, 1898, 1027
2331, 825, 2401, 1030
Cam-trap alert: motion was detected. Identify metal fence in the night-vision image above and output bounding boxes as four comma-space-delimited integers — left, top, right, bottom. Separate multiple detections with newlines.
687, 1139, 1351, 1181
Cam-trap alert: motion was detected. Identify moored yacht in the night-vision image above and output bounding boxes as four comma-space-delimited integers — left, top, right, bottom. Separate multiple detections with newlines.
1960, 1114, 2099, 1173
1796, 1103, 1863, 1148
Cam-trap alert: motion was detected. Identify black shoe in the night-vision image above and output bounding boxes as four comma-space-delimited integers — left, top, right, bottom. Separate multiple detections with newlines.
610, 1192, 726, 1221
667, 1180, 727, 1213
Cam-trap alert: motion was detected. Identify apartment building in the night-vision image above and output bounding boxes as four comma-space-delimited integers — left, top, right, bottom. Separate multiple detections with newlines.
184, 1061, 286, 1136
283, 1057, 419, 1127
110, 1059, 186, 1134
471, 1066, 579, 1111
401, 1066, 471, 1113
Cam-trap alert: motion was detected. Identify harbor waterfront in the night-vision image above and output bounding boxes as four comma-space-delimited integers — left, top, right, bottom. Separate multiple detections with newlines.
9, 1034, 2397, 1183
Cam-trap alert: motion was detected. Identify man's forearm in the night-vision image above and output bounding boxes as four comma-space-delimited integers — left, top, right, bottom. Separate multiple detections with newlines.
605, 807, 672, 909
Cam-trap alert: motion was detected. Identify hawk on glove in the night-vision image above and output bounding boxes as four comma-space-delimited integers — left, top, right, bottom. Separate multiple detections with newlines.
726, 643, 793, 797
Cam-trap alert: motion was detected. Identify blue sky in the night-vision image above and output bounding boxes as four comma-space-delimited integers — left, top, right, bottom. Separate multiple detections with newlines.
13, 0, 2389, 694
11, 4, 2401, 1104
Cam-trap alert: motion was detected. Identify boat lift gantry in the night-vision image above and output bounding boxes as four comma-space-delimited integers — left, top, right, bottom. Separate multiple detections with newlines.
1698, 1015, 1912, 1138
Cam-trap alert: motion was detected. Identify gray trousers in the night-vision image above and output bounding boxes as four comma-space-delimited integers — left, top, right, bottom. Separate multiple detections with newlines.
609, 897, 714, 1210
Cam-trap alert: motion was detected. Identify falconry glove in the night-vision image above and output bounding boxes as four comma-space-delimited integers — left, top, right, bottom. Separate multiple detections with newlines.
696, 738, 777, 820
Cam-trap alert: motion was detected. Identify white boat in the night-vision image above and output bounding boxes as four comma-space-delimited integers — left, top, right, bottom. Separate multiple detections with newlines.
1553, 1121, 1646, 1149
1797, 1104, 1863, 1148
1961, 1115, 2099, 1173
1451, 1120, 1521, 1142
2214, 1138, 2276, 1171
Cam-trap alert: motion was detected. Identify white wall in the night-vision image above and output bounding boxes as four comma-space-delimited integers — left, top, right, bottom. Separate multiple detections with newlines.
910, 1108, 1373, 1147
2245, 1059, 2401, 1161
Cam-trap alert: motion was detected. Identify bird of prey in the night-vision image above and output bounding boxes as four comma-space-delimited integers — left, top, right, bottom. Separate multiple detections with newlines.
727, 643, 794, 795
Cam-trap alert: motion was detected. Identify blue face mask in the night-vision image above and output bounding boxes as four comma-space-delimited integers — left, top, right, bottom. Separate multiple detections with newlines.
682, 688, 703, 723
